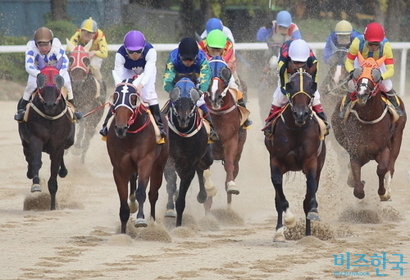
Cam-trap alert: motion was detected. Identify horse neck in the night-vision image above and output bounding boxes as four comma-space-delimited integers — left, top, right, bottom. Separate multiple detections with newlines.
355, 90, 386, 118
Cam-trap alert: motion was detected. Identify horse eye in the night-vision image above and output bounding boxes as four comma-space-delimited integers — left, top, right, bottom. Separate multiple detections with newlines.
130, 94, 138, 107
82, 57, 90, 67
110, 92, 119, 105
69, 57, 74, 67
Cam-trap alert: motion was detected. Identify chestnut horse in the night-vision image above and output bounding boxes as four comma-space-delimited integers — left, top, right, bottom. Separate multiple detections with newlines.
331, 52, 406, 201
66, 40, 104, 163
265, 71, 326, 241
18, 57, 75, 210
163, 77, 213, 226
106, 76, 169, 234
204, 56, 248, 211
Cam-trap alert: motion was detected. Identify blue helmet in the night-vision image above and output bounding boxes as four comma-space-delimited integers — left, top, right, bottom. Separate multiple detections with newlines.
206, 18, 223, 34
276, 11, 292, 28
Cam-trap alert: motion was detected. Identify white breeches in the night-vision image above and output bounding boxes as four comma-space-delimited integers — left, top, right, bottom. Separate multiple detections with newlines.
122, 68, 159, 106
90, 56, 103, 81
23, 72, 73, 101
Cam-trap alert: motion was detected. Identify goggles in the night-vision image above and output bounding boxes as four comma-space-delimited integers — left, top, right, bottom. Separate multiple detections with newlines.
126, 48, 144, 55
368, 42, 381, 47
36, 41, 52, 47
180, 55, 196, 62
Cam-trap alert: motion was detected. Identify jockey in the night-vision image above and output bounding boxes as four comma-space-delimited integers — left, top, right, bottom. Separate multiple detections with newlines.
14, 27, 81, 122
198, 29, 252, 128
163, 37, 219, 141
263, 39, 330, 136
99, 30, 166, 140
200, 17, 235, 45
323, 20, 361, 65
341, 22, 404, 117
256, 10, 302, 65
67, 17, 108, 84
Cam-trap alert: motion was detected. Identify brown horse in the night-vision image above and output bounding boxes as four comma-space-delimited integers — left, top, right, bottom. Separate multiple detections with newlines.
18, 57, 75, 210
204, 56, 248, 211
265, 71, 326, 241
106, 77, 169, 234
66, 40, 104, 163
331, 53, 406, 201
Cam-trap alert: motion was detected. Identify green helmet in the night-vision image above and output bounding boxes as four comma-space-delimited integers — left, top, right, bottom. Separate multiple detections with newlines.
207, 29, 227, 49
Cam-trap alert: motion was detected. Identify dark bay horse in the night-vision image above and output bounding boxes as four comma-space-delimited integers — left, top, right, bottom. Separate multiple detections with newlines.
331, 52, 406, 201
204, 56, 248, 211
163, 77, 213, 227
265, 71, 326, 241
66, 40, 104, 163
18, 58, 75, 210
106, 77, 169, 234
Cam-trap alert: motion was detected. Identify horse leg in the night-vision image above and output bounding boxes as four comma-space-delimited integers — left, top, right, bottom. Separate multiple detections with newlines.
164, 160, 177, 218
303, 170, 320, 236
196, 168, 207, 204
113, 169, 130, 234
58, 158, 68, 178
48, 148, 65, 210
22, 140, 34, 179
28, 139, 43, 192
224, 143, 240, 196
129, 173, 138, 214
377, 148, 391, 201
148, 158, 166, 222
175, 170, 196, 227
350, 159, 365, 199
134, 165, 152, 227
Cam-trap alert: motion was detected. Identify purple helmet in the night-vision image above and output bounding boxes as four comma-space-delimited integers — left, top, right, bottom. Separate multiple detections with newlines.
123, 30, 146, 51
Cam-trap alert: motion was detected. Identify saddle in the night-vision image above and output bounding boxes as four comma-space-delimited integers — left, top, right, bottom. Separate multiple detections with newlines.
339, 94, 400, 123
228, 88, 250, 126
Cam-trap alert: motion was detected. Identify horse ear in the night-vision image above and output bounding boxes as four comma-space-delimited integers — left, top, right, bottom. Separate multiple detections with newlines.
376, 55, 386, 67
37, 56, 47, 70
66, 38, 75, 52
54, 75, 65, 90
169, 87, 181, 102
190, 88, 200, 103
371, 68, 382, 83
357, 51, 365, 64
220, 67, 232, 84
84, 39, 93, 52
36, 73, 46, 89
353, 67, 363, 79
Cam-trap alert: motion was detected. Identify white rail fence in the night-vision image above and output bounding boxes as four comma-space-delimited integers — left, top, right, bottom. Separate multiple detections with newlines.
1, 42, 409, 94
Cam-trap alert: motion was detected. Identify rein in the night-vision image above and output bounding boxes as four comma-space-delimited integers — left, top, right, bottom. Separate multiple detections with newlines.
167, 108, 204, 137
82, 102, 109, 118
126, 105, 151, 134
207, 89, 237, 115
30, 102, 68, 120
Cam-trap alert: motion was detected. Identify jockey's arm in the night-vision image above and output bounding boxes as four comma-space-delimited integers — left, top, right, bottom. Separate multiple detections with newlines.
278, 59, 289, 95
66, 31, 81, 52
163, 57, 177, 93
381, 42, 395, 80
25, 41, 41, 77
113, 53, 126, 81
198, 59, 212, 92
141, 48, 157, 87
94, 31, 108, 59
345, 37, 360, 73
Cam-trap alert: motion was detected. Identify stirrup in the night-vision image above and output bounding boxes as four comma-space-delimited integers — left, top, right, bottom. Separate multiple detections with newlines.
210, 130, 219, 142
14, 110, 25, 122
99, 126, 108, 137
243, 119, 253, 129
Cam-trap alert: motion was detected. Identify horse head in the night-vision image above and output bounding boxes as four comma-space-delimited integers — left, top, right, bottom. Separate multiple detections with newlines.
286, 71, 317, 126
330, 48, 348, 84
352, 52, 385, 105
208, 56, 231, 109
36, 56, 65, 115
169, 77, 200, 129
66, 39, 93, 83
110, 78, 142, 138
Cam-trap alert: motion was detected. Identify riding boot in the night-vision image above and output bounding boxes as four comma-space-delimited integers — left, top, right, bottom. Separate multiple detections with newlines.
68, 99, 83, 120
14, 98, 29, 121
262, 105, 281, 137
339, 92, 353, 118
386, 90, 404, 116
149, 104, 167, 139
203, 113, 219, 142
99, 109, 113, 137
237, 98, 253, 128
315, 111, 331, 136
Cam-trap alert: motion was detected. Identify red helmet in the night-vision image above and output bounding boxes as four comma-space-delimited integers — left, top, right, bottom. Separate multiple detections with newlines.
364, 22, 385, 42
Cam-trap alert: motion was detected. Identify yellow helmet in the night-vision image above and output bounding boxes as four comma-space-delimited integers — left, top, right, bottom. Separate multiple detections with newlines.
80, 17, 98, 33
34, 27, 53, 43
335, 20, 352, 35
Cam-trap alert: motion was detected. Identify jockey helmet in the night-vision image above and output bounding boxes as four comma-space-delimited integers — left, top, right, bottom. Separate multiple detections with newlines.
34, 27, 54, 43
289, 39, 310, 62
207, 29, 227, 49
364, 22, 385, 42
206, 18, 223, 34
81, 17, 98, 33
276, 11, 292, 28
124, 30, 146, 51
178, 37, 199, 60
335, 20, 353, 35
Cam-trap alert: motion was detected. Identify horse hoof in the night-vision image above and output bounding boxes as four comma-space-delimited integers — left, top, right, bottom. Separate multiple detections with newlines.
379, 187, 391, 201
284, 210, 296, 228
307, 211, 320, 221
134, 218, 148, 228
226, 181, 240, 195
164, 209, 176, 218
273, 227, 286, 242
354, 189, 365, 199
31, 184, 42, 193
129, 201, 138, 214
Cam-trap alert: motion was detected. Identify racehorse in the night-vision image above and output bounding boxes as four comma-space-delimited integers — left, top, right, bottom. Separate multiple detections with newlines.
204, 56, 248, 211
106, 76, 169, 234
163, 77, 213, 227
331, 52, 406, 201
66, 39, 104, 163
264, 71, 326, 241
18, 57, 75, 210
320, 48, 350, 115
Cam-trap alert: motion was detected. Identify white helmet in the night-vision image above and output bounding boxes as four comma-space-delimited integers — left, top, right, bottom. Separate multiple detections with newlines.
288, 39, 310, 62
